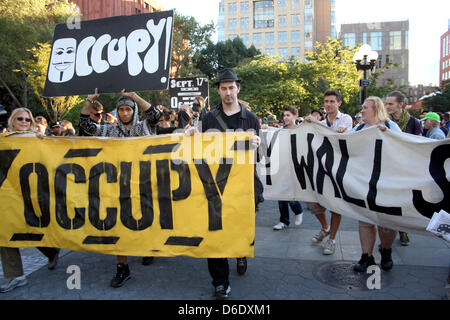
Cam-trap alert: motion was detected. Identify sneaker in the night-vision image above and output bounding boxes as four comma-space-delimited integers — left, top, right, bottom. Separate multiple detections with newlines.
379, 247, 394, 271
273, 222, 288, 230
353, 253, 376, 272
399, 232, 410, 246
0, 276, 28, 293
323, 239, 336, 255
214, 284, 231, 300
110, 263, 131, 288
236, 258, 247, 275
142, 257, 154, 265
294, 214, 303, 226
47, 253, 59, 270
312, 228, 330, 244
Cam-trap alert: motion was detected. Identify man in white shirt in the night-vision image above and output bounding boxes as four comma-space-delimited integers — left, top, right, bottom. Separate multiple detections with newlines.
305, 90, 353, 255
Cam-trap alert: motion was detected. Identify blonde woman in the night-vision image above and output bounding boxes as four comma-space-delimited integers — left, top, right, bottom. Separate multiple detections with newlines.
352, 97, 401, 273
0, 108, 59, 294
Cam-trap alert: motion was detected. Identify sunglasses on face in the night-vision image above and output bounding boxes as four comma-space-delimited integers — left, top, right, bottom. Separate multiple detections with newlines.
16, 117, 32, 122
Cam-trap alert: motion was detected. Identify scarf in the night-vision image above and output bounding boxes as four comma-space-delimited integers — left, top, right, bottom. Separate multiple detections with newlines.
392, 109, 410, 132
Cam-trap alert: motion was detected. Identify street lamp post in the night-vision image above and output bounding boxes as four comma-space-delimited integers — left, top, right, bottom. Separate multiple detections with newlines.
352, 44, 379, 104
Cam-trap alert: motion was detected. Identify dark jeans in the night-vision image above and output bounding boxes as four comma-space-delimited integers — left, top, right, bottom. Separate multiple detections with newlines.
278, 201, 303, 226
208, 258, 229, 288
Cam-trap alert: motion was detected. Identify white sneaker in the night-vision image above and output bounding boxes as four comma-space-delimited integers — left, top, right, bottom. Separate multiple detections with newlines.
273, 222, 288, 230
323, 239, 336, 255
312, 228, 330, 244
294, 214, 303, 226
0, 276, 28, 293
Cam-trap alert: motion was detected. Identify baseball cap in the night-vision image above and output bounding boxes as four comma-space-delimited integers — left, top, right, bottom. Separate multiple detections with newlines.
421, 112, 440, 122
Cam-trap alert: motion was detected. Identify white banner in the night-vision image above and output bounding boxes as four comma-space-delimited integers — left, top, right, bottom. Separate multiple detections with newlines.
257, 122, 450, 235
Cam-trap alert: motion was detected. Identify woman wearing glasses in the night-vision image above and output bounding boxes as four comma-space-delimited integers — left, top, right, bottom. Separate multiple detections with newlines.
0, 108, 59, 294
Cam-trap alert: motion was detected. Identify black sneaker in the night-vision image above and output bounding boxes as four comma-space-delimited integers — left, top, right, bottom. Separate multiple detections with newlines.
214, 284, 231, 300
379, 247, 394, 271
399, 232, 410, 246
110, 263, 131, 288
236, 258, 247, 275
142, 257, 154, 265
47, 253, 59, 270
353, 253, 376, 272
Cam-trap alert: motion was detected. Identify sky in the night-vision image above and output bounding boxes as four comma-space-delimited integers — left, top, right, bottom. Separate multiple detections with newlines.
160, 0, 450, 86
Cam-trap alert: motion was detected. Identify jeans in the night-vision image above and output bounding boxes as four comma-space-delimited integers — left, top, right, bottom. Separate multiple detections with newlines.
278, 201, 303, 226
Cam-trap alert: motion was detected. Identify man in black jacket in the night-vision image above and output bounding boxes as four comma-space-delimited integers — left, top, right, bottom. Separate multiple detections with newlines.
202, 68, 263, 300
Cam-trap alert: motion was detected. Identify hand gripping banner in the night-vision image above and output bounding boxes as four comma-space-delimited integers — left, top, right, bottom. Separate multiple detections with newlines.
0, 132, 255, 258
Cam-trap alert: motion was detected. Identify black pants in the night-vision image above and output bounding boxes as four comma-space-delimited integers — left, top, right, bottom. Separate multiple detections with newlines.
208, 258, 229, 287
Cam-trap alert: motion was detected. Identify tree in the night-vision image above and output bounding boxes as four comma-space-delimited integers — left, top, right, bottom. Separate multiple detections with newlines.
298, 39, 361, 115
423, 83, 450, 113
193, 37, 260, 79
22, 43, 83, 122
216, 39, 361, 118
170, 12, 215, 77
0, 0, 79, 111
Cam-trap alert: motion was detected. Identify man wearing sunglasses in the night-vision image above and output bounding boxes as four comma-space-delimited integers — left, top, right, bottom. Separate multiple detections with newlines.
78, 101, 105, 136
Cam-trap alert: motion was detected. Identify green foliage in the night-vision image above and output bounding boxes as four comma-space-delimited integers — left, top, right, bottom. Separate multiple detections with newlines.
193, 37, 260, 79
171, 12, 215, 77
423, 83, 450, 113
0, 0, 78, 111
210, 39, 361, 118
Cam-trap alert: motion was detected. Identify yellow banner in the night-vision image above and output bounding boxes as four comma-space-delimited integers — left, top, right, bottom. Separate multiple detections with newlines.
0, 132, 255, 258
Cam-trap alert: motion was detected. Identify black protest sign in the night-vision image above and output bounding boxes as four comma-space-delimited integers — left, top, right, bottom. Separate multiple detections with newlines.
43, 11, 174, 97
169, 77, 209, 109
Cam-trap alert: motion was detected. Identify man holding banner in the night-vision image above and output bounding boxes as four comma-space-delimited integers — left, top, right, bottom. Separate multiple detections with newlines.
201, 68, 262, 300
305, 90, 353, 255
79, 88, 162, 287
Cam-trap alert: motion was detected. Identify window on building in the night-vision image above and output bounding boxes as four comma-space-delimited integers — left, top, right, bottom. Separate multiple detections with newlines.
291, 31, 301, 43
228, 2, 237, 14
253, 33, 263, 45
377, 56, 382, 69
305, 41, 313, 50
370, 32, 383, 51
277, 0, 287, 11
278, 31, 288, 43
265, 32, 274, 44
291, 47, 301, 58
405, 30, 408, 50
305, 0, 312, 8
292, 0, 301, 10
241, 34, 250, 46
240, 1, 250, 14
389, 31, 402, 50
265, 48, 275, 55
278, 48, 288, 59
228, 18, 238, 30
291, 14, 301, 27
386, 54, 390, 64
228, 34, 237, 41
278, 15, 287, 27
343, 33, 356, 48
254, 0, 274, 29
240, 17, 249, 29
363, 32, 368, 44
304, 22, 312, 39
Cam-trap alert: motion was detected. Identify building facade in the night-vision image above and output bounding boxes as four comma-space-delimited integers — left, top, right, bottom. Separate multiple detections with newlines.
218, 0, 336, 60
69, 0, 162, 20
340, 20, 409, 87
440, 20, 450, 87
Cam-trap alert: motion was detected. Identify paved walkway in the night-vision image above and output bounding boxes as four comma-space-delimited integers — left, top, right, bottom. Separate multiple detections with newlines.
1, 200, 449, 300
